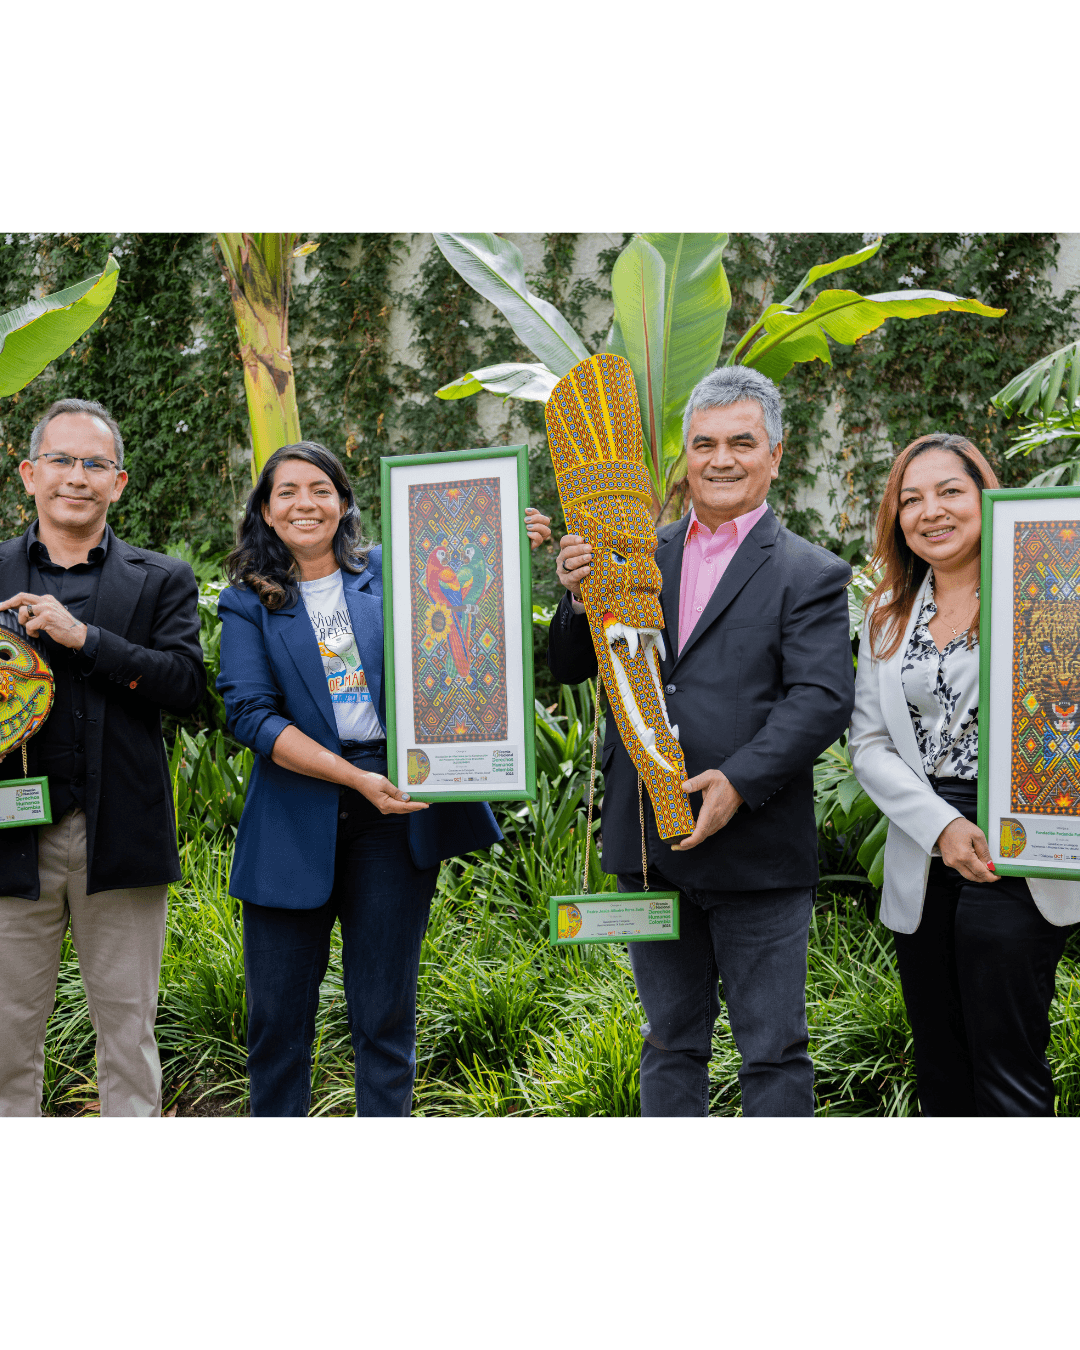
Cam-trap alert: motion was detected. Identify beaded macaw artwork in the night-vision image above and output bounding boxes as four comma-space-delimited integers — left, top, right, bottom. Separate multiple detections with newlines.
0, 627, 54, 758
1012, 520, 1080, 815
546, 353, 695, 840
408, 476, 507, 744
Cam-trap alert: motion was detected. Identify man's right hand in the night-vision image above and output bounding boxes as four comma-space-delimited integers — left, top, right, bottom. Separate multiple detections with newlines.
556, 534, 592, 601
937, 817, 999, 883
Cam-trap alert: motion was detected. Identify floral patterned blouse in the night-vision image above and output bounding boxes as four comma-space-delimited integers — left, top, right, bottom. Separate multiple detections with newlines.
901, 579, 980, 781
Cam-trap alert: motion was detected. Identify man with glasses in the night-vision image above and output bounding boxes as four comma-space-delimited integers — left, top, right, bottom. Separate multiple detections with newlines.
0, 398, 206, 1116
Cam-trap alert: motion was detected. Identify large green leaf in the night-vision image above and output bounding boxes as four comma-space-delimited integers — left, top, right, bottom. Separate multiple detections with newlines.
992, 338, 1080, 418
433, 234, 589, 379
640, 233, 730, 474
1028, 458, 1080, 487
1002, 409, 1080, 460
612, 237, 666, 492
0, 255, 120, 397
777, 237, 882, 311
742, 287, 1006, 383
605, 317, 628, 360
728, 237, 881, 365
857, 812, 888, 873
436, 361, 558, 403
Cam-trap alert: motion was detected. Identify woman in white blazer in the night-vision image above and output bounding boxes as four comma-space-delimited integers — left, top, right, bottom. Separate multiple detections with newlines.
850, 432, 1080, 1116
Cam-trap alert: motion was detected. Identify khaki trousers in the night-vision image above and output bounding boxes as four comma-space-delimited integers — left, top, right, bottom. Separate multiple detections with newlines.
0, 810, 168, 1117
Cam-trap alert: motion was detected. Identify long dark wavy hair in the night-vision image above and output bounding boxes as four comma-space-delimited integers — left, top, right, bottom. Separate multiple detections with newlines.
225, 442, 370, 611
865, 432, 998, 660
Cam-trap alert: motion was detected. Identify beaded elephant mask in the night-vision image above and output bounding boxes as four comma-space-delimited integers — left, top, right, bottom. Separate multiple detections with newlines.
546, 353, 694, 840
0, 627, 54, 760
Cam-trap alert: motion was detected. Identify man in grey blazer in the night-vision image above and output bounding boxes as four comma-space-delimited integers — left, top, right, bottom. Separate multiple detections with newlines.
549, 368, 855, 1116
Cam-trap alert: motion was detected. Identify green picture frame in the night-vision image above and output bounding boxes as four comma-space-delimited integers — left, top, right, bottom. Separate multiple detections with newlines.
380, 444, 536, 802
548, 891, 680, 946
979, 486, 1080, 879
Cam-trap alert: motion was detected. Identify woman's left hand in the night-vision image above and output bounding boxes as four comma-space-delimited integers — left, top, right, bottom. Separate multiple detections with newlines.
525, 507, 552, 551
937, 817, 999, 883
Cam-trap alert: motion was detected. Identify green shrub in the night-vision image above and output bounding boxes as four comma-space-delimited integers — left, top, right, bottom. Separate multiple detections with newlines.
170, 729, 253, 841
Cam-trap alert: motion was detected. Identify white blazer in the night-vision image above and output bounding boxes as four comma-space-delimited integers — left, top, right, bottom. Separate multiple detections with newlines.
848, 572, 1080, 933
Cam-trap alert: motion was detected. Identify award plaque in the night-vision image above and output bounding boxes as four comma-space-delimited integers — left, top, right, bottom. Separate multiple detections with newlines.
547, 673, 680, 946
549, 890, 680, 946
0, 775, 51, 828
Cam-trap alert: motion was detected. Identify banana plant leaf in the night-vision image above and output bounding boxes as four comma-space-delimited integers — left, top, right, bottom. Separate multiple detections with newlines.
612, 236, 667, 495
1003, 410, 1080, 460
992, 338, 1080, 419
741, 287, 1006, 383
1028, 459, 1080, 487
433, 234, 590, 379
436, 361, 558, 404
728, 237, 881, 365
642, 232, 730, 479
0, 255, 119, 397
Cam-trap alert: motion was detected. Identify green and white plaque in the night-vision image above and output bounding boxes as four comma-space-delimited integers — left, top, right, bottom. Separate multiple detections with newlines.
0, 775, 52, 829
549, 891, 679, 946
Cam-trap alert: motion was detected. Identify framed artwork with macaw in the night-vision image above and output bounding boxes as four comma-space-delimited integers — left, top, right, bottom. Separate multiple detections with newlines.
380, 445, 536, 802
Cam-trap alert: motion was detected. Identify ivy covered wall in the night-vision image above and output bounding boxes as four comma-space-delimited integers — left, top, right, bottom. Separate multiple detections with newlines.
729, 233, 1080, 556
0, 233, 248, 551
3, 232, 1078, 590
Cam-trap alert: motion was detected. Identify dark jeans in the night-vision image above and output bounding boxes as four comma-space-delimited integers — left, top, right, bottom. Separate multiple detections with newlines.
242, 749, 439, 1117
894, 860, 1072, 1117
621, 870, 815, 1117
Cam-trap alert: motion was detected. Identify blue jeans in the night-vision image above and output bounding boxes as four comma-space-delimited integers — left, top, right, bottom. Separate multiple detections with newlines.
242, 751, 439, 1117
622, 872, 814, 1116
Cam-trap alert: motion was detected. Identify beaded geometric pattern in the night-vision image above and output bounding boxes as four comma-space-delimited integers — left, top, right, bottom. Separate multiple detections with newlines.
1011, 520, 1080, 815
546, 353, 694, 840
0, 630, 53, 757
409, 477, 507, 745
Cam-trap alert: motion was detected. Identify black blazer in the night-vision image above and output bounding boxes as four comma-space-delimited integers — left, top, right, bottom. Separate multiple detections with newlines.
0, 525, 206, 899
548, 506, 854, 891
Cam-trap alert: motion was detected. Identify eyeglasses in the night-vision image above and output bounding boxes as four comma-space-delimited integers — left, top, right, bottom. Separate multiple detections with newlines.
33, 452, 119, 475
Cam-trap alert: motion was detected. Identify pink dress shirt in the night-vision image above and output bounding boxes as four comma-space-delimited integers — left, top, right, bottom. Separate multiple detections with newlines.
678, 502, 769, 655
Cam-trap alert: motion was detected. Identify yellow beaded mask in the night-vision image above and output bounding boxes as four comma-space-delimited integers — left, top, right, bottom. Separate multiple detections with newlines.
546, 353, 695, 840
0, 629, 54, 760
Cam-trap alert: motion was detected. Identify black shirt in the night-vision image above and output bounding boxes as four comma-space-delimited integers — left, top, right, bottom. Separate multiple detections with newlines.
27, 522, 108, 818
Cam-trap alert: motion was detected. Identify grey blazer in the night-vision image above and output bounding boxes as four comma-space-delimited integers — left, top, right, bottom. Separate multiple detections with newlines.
849, 571, 1080, 931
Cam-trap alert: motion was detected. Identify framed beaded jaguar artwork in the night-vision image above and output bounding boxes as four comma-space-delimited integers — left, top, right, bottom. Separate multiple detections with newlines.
981, 487, 1080, 878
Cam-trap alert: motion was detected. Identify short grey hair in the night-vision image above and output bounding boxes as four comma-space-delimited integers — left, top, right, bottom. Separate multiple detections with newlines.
682, 367, 783, 451
29, 398, 125, 469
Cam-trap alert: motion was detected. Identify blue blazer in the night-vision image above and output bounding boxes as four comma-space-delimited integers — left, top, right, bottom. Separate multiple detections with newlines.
216, 546, 502, 910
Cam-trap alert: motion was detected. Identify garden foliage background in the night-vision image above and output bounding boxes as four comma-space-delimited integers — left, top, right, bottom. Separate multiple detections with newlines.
4, 231, 1080, 1116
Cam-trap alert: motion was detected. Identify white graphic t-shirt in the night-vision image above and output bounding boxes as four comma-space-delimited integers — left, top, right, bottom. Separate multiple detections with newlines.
298, 570, 384, 743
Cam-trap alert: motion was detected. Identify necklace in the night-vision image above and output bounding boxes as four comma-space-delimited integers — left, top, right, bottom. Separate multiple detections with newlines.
931, 578, 979, 637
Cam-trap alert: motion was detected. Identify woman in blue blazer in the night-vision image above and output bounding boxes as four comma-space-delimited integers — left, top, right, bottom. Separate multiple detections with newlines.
217, 442, 548, 1117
